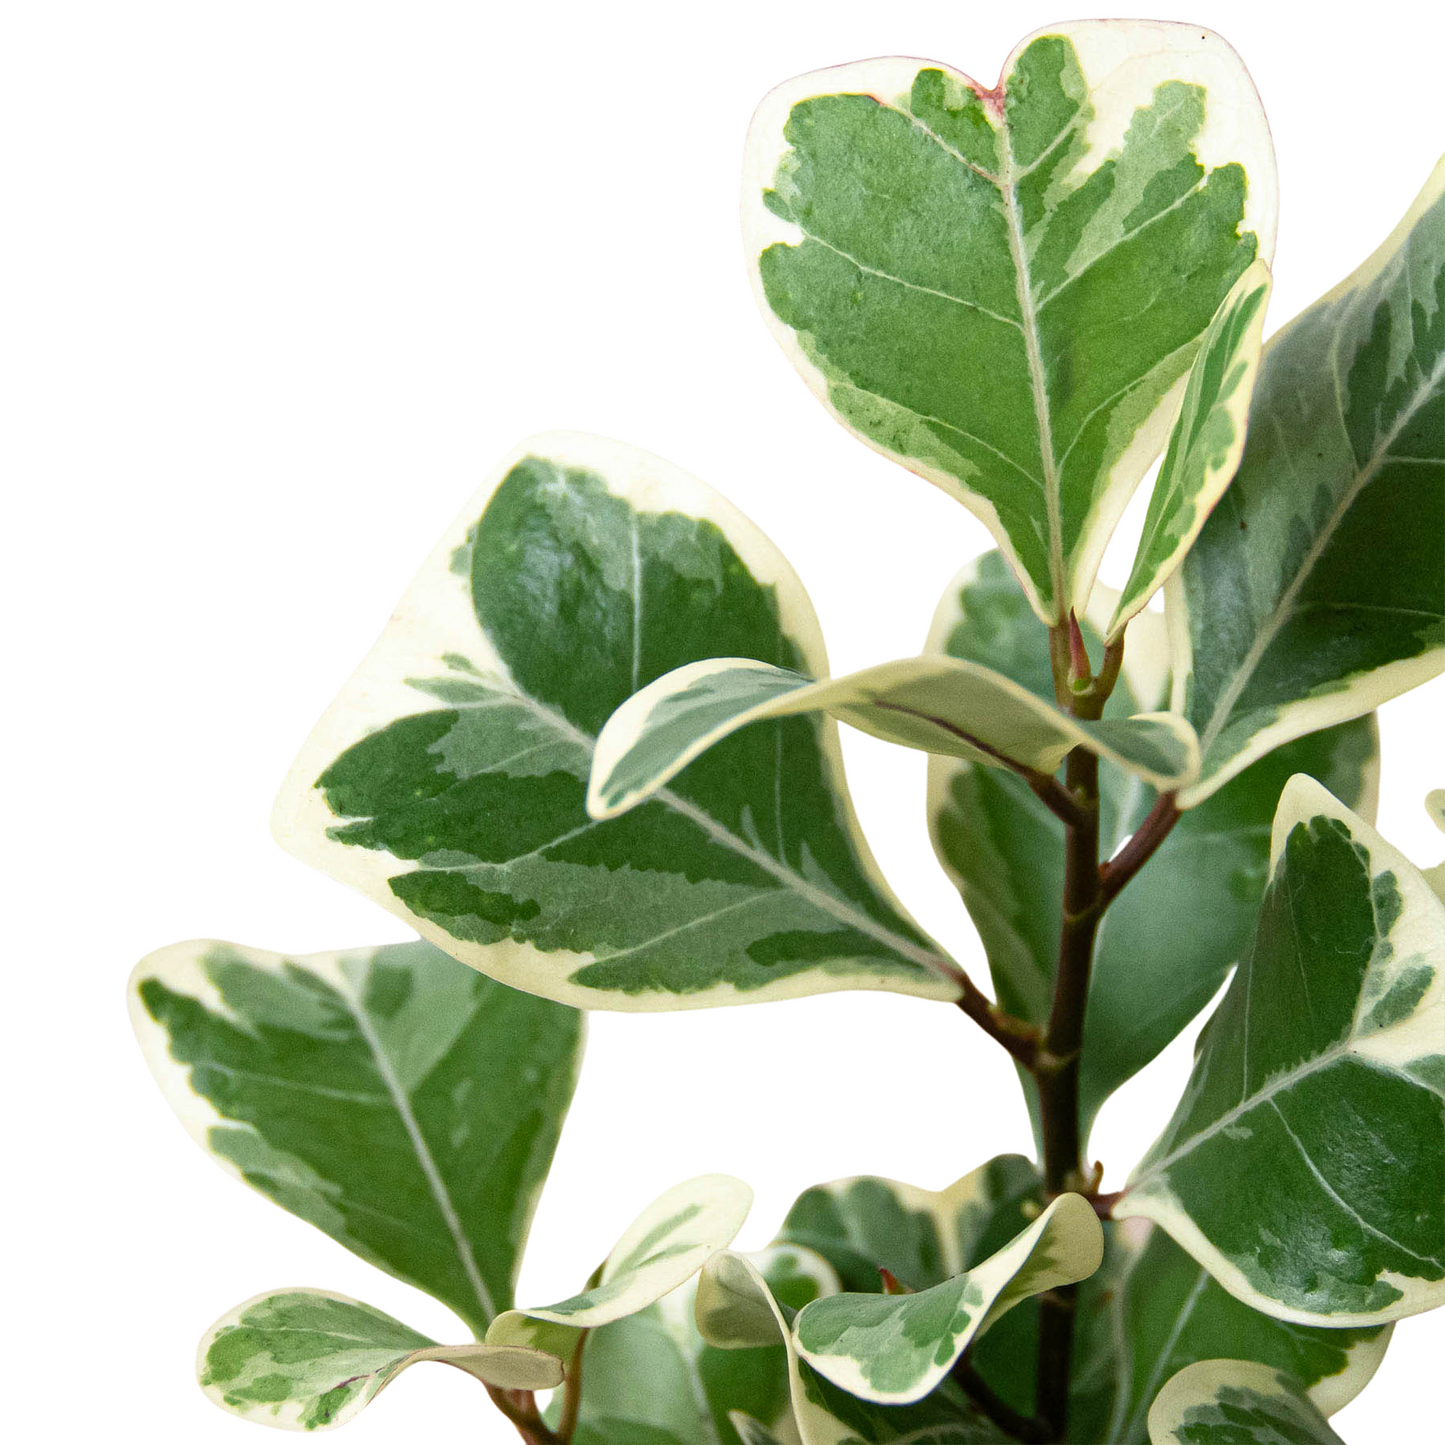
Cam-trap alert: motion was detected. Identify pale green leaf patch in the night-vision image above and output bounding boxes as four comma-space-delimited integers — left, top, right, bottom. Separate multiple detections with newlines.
791, 1193, 1102, 1404
1108, 259, 1273, 637
1171, 156, 1445, 806
1424, 788, 1445, 901
589, 655, 1198, 818
697, 1252, 1007, 1445
273, 431, 959, 1011
197, 1289, 562, 1432
744, 21, 1276, 623
730, 1414, 790, 1445
129, 937, 582, 1336
1147, 1360, 1345, 1445
927, 552, 1379, 1145
487, 1173, 752, 1355
1118, 777, 1445, 1326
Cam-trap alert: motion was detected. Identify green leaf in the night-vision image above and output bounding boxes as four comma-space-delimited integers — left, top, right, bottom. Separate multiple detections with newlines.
589, 655, 1198, 819
554, 1246, 838, 1445
1146, 1361, 1346, 1445
273, 432, 958, 1010
928, 553, 1379, 1143
1171, 156, 1445, 806
743, 20, 1276, 624
1108, 259, 1272, 637
729, 1415, 789, 1445
487, 1173, 752, 1356
969, 1222, 1389, 1445
772, 1153, 1042, 1294
1118, 777, 1445, 1325
129, 938, 582, 1336
197, 1289, 562, 1432
697, 1253, 1008, 1445
792, 1194, 1102, 1404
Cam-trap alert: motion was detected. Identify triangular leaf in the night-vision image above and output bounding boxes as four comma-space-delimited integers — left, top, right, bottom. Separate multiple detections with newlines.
1170, 156, 1445, 806
744, 20, 1276, 623
197, 1290, 562, 1432
589, 655, 1197, 819
487, 1174, 752, 1355
1118, 777, 1445, 1325
791, 1194, 1102, 1404
928, 553, 1379, 1143
1108, 259, 1273, 636
1147, 1361, 1345, 1445
273, 432, 957, 1009
130, 938, 582, 1335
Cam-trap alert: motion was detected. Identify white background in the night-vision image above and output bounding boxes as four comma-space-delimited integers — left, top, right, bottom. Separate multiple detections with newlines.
4, 2, 1441, 1440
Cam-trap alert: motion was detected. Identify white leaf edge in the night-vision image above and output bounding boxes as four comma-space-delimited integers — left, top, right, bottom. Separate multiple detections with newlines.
1146, 1359, 1342, 1445
741, 19, 1278, 626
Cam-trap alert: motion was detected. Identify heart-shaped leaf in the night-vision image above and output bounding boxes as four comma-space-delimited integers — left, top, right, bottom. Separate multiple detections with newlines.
487, 1174, 752, 1357
1147, 1361, 1345, 1445
928, 553, 1379, 1144
273, 432, 957, 1009
130, 938, 582, 1335
589, 655, 1198, 820
744, 20, 1276, 624
197, 1290, 562, 1432
697, 1252, 1008, 1445
1118, 777, 1445, 1325
969, 1221, 1389, 1445
1171, 156, 1445, 806
791, 1194, 1102, 1405
1107, 259, 1272, 637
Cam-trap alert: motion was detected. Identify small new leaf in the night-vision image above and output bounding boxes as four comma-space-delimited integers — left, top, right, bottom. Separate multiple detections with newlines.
1147, 1360, 1344, 1445
198, 1289, 562, 1432
791, 1194, 1102, 1404
1119, 777, 1445, 1325
130, 939, 582, 1335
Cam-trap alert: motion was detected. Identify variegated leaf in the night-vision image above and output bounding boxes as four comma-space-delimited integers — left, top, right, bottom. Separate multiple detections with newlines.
928, 553, 1378, 1143
772, 1154, 1041, 1294
730, 1415, 790, 1445
1117, 777, 1445, 1325
273, 432, 958, 1010
1425, 788, 1445, 901
791, 1194, 1102, 1404
130, 938, 582, 1335
697, 1253, 1007, 1445
1171, 156, 1445, 806
968, 1221, 1389, 1445
551, 1246, 837, 1445
590, 654, 1198, 820
197, 1290, 561, 1433
487, 1173, 752, 1356
744, 20, 1276, 624
1147, 1360, 1345, 1445
1108, 259, 1272, 637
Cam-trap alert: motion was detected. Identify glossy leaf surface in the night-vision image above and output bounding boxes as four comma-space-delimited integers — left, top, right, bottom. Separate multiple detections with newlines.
929, 554, 1378, 1141
1147, 1360, 1345, 1445
744, 20, 1276, 623
792, 1193, 1102, 1404
274, 433, 957, 1009
1119, 778, 1445, 1325
1172, 157, 1445, 805
130, 938, 582, 1335
197, 1290, 561, 1432
1108, 259, 1272, 636
590, 654, 1198, 820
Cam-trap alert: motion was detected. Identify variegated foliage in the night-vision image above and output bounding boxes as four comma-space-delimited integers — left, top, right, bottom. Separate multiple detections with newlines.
274, 432, 960, 1010
928, 553, 1378, 1143
1147, 1360, 1346, 1445
1118, 778, 1445, 1326
487, 1173, 753, 1357
1171, 155, 1445, 805
744, 20, 1277, 624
